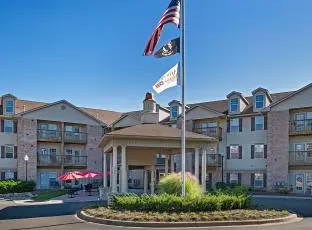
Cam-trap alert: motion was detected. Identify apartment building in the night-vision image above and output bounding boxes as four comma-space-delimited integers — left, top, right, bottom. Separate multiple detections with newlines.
1, 82, 311, 194
0, 94, 121, 189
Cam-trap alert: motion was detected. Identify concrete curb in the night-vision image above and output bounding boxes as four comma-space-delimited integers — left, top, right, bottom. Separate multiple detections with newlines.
77, 210, 299, 228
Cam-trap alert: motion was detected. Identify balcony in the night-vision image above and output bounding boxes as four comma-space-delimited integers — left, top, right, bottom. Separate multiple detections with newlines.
193, 127, 222, 140
64, 155, 87, 167
289, 151, 312, 166
64, 131, 87, 144
37, 154, 62, 167
289, 120, 312, 136
37, 129, 62, 142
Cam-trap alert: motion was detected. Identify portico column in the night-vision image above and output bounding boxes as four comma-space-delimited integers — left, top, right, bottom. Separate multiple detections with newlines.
121, 145, 128, 193
143, 170, 148, 193
170, 155, 175, 173
201, 149, 207, 192
165, 155, 169, 176
103, 152, 107, 187
112, 145, 118, 193
110, 153, 113, 188
150, 168, 155, 194
195, 148, 200, 180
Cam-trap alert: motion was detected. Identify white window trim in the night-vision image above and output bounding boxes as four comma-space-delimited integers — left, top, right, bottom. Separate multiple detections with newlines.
254, 144, 264, 159
254, 173, 264, 188
230, 98, 239, 112
230, 173, 238, 184
230, 118, 239, 132
255, 94, 265, 109
230, 145, 240, 159
4, 99, 14, 114
4, 120, 14, 133
170, 105, 178, 120
4, 145, 14, 159
255, 116, 264, 131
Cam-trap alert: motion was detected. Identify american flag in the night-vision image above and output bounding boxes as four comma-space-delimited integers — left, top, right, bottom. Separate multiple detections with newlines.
143, 0, 180, 56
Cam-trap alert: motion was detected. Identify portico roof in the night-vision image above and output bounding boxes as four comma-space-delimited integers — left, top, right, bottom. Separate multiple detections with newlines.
98, 124, 217, 149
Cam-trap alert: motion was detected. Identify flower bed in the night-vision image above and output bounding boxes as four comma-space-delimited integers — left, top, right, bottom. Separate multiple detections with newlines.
111, 193, 251, 212
83, 206, 290, 222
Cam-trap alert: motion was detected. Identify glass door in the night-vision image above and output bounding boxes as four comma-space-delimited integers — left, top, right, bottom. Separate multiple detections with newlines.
295, 113, 305, 131
295, 174, 305, 192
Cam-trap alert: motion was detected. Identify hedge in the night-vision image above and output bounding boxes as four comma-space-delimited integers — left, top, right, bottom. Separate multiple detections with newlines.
111, 193, 251, 212
0, 180, 36, 194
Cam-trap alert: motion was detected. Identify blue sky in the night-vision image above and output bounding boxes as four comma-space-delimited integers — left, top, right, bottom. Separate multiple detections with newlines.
1, 0, 312, 112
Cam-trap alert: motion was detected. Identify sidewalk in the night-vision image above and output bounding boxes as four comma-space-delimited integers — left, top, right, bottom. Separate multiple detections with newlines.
253, 194, 312, 200
13, 190, 103, 205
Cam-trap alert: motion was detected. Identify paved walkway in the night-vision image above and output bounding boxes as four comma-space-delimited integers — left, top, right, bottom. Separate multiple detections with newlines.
13, 190, 101, 205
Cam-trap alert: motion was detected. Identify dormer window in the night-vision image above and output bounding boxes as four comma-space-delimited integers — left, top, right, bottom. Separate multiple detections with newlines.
4, 100, 14, 114
255, 95, 265, 109
171, 105, 178, 120
230, 98, 239, 112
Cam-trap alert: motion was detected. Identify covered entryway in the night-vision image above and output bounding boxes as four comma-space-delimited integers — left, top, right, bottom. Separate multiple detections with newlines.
99, 123, 218, 194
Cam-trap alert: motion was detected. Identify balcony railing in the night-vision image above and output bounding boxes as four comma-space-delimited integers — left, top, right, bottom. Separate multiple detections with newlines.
193, 127, 222, 140
64, 131, 87, 144
37, 129, 62, 141
289, 119, 312, 135
37, 154, 62, 166
289, 151, 312, 166
64, 155, 87, 167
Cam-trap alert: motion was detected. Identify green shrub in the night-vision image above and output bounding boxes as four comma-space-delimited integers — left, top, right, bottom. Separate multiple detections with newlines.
157, 172, 203, 197
111, 193, 251, 212
214, 183, 250, 196
0, 180, 36, 194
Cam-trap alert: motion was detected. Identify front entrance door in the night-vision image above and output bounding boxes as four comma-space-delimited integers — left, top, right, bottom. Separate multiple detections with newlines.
295, 174, 305, 193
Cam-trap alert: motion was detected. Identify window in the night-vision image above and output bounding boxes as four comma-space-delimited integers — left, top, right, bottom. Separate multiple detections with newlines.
230, 98, 239, 112
254, 173, 264, 187
4, 120, 13, 133
230, 118, 239, 132
48, 124, 57, 130
295, 144, 306, 162
4, 100, 14, 114
230, 145, 239, 159
255, 116, 264, 130
5, 145, 13, 158
5, 171, 14, 180
65, 125, 80, 132
295, 113, 305, 131
295, 174, 304, 191
230, 173, 238, 184
49, 148, 57, 155
254, 144, 264, 158
171, 105, 178, 119
208, 121, 217, 128
255, 95, 265, 109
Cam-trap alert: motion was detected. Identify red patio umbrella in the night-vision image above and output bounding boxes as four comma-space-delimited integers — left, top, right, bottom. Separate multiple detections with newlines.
79, 170, 103, 178
58, 171, 84, 181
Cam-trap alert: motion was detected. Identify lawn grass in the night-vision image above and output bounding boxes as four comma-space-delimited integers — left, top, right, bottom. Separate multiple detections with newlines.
33, 190, 67, 201
84, 206, 290, 222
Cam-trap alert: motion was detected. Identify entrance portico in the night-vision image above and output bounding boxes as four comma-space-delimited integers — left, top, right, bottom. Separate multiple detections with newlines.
99, 123, 218, 194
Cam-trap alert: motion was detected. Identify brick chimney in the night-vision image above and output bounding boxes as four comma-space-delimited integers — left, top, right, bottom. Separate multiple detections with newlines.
141, 92, 159, 124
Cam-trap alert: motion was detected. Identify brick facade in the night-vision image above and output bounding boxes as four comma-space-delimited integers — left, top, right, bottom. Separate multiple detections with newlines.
17, 118, 37, 182
267, 110, 289, 190
86, 125, 104, 172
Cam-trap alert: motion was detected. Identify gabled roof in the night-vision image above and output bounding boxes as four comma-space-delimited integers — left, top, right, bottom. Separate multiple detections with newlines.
269, 82, 312, 109
99, 124, 217, 148
185, 105, 225, 117
252, 87, 273, 102
1, 94, 17, 100
18, 100, 106, 125
226, 91, 249, 105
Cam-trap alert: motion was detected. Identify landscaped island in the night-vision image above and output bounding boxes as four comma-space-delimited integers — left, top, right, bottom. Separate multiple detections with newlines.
81, 173, 293, 226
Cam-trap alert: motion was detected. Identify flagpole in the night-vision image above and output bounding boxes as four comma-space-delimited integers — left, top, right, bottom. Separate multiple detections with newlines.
180, 0, 186, 197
